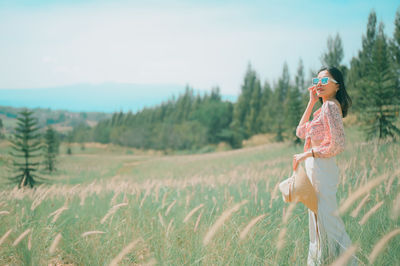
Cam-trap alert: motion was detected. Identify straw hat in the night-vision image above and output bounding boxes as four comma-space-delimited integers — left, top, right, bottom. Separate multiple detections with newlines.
279, 164, 318, 214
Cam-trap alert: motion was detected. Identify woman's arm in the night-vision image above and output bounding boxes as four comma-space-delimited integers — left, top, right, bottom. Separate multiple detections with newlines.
313, 101, 345, 158
293, 86, 319, 170
296, 86, 319, 139
296, 99, 317, 139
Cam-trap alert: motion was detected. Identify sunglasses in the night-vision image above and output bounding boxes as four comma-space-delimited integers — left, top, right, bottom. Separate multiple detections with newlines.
312, 77, 338, 85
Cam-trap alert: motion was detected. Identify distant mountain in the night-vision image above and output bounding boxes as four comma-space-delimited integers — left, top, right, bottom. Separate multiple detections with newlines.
0, 83, 237, 113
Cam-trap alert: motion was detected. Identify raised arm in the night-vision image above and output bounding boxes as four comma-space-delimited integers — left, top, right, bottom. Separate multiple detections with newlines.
296, 87, 318, 139
313, 101, 345, 158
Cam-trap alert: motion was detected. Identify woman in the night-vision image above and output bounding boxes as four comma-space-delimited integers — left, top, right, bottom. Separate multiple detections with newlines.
293, 67, 357, 265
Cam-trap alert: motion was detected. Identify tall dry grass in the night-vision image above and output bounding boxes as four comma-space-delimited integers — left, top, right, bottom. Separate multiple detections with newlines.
239, 213, 267, 240
350, 193, 369, 218
337, 175, 386, 215
329, 245, 358, 266
49, 233, 62, 254
0, 229, 12, 246
0, 138, 398, 264
203, 200, 248, 246
165, 200, 177, 216
101, 202, 128, 224
183, 203, 204, 223
358, 200, 384, 225
368, 228, 400, 264
392, 192, 400, 220
194, 209, 203, 232
48, 206, 68, 223
109, 238, 141, 266
276, 227, 287, 251
81, 231, 105, 237
12, 228, 31, 246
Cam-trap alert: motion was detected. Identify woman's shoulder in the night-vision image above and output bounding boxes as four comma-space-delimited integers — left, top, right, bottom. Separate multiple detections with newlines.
323, 99, 342, 117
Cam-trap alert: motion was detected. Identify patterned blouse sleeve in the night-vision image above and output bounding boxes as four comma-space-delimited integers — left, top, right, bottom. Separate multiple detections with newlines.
313, 101, 345, 158
296, 122, 309, 139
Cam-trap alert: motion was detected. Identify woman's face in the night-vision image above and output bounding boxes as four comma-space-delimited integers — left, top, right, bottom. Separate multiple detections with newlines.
315, 70, 339, 100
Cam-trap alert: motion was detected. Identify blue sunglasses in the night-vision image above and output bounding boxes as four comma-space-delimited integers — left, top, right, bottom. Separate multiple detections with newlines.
312, 77, 338, 85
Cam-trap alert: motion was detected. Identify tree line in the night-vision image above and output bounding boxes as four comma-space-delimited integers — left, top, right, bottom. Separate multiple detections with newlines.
69, 87, 236, 150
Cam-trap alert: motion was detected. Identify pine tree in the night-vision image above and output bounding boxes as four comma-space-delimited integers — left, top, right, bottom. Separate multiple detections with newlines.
231, 63, 257, 138
320, 33, 344, 67
67, 133, 73, 155
0, 118, 3, 139
390, 8, 400, 66
245, 77, 262, 135
358, 22, 400, 140
295, 58, 310, 110
175, 86, 194, 123
274, 62, 290, 141
43, 126, 59, 172
257, 81, 273, 133
210, 86, 222, 101
295, 59, 306, 93
285, 59, 307, 144
9, 109, 42, 188
320, 33, 348, 79
284, 86, 302, 144
347, 11, 377, 111
389, 7, 400, 107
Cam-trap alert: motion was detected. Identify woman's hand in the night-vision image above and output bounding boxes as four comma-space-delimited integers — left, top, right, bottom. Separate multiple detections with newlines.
293, 152, 311, 171
308, 85, 319, 104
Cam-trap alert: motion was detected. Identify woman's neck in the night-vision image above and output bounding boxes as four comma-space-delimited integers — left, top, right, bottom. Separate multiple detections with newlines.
322, 96, 336, 103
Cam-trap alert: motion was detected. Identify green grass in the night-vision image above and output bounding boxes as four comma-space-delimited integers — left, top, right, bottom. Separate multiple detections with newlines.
0, 128, 399, 265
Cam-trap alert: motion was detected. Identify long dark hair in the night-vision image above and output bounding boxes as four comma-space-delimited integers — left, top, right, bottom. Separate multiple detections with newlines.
318, 66, 352, 118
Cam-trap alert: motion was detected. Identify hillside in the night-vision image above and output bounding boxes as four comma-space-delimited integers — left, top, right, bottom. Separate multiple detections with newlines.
0, 129, 398, 264
0, 105, 111, 134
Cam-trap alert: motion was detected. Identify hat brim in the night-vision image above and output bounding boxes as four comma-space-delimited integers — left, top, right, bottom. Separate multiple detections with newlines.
279, 165, 318, 214
293, 165, 318, 214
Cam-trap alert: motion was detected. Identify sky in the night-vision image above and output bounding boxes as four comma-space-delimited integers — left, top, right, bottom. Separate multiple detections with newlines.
0, 0, 399, 112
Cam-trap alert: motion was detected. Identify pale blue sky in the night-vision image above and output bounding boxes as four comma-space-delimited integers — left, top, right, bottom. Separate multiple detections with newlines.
0, 0, 399, 96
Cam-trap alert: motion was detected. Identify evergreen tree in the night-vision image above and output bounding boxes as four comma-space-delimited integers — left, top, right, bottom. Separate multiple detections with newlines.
320, 33, 348, 79
245, 77, 262, 135
320, 33, 344, 67
273, 62, 290, 141
0, 118, 3, 139
210, 86, 222, 101
390, 8, 400, 67
389, 7, 400, 107
285, 59, 307, 144
295, 58, 306, 93
295, 58, 310, 110
43, 126, 59, 172
189, 89, 232, 144
66, 133, 73, 155
284, 85, 302, 144
257, 81, 273, 133
9, 109, 42, 188
175, 86, 194, 123
347, 11, 378, 111
358, 22, 400, 139
231, 63, 257, 138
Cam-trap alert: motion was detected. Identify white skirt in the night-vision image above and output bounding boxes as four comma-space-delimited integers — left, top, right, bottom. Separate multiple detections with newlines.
304, 156, 358, 265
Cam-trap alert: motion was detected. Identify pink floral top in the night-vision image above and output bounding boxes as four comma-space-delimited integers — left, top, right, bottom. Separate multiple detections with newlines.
296, 100, 345, 158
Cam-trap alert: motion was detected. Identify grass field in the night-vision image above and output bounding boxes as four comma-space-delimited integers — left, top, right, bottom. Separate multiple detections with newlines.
0, 126, 399, 265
